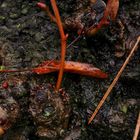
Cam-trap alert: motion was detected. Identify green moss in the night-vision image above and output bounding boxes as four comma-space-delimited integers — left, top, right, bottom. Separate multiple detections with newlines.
120, 105, 128, 114
0, 16, 5, 20
0, 66, 5, 70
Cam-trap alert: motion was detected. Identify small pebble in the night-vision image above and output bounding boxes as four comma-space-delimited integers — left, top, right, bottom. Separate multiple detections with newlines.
109, 59, 115, 67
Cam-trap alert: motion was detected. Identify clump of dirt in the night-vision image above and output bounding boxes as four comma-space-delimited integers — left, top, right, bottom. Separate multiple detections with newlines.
29, 84, 71, 139
0, 0, 140, 140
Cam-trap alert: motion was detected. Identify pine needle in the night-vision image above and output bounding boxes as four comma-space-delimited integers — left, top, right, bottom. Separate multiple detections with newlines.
133, 112, 140, 140
88, 36, 140, 124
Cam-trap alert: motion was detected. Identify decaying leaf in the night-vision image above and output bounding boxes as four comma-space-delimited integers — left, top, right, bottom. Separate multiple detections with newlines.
0, 61, 107, 79
87, 0, 119, 35
104, 0, 119, 21
33, 60, 108, 79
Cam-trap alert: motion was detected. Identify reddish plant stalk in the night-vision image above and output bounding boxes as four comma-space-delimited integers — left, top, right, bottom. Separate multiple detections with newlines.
50, 0, 67, 91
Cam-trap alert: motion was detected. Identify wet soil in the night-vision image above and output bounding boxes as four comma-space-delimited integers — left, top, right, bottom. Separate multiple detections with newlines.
0, 0, 140, 140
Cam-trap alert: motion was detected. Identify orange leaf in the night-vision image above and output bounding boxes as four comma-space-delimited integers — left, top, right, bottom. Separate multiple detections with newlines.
33, 60, 108, 79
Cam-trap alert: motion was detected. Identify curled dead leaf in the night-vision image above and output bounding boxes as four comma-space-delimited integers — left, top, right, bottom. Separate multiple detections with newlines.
87, 0, 119, 36
33, 60, 108, 79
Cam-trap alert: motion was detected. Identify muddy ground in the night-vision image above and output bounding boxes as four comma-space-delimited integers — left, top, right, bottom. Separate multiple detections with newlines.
0, 0, 140, 140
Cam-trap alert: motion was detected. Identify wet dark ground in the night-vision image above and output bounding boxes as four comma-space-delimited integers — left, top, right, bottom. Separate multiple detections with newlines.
0, 0, 140, 140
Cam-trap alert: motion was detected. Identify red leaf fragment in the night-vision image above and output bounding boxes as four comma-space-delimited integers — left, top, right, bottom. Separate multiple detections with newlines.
32, 61, 108, 79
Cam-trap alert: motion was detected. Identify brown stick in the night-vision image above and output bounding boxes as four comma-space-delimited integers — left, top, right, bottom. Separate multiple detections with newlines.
133, 112, 140, 140
88, 36, 140, 124
50, 0, 67, 91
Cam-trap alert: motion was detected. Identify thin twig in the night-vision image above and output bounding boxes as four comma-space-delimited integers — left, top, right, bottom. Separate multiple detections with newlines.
133, 112, 140, 140
88, 36, 140, 124
45, 34, 82, 67
0, 65, 57, 73
50, 0, 67, 91
67, 35, 81, 48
